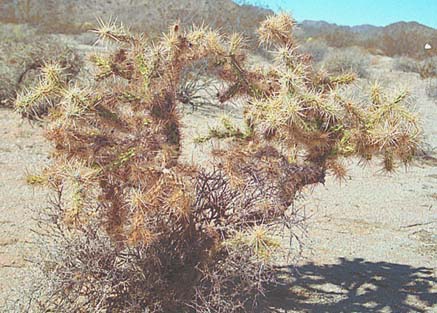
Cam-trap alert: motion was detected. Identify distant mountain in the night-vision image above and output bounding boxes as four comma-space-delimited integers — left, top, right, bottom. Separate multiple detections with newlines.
350, 24, 380, 34
384, 21, 436, 32
297, 20, 381, 42
300, 20, 436, 36
298, 20, 437, 58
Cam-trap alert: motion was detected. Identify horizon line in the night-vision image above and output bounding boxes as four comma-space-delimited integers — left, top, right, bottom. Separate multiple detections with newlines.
235, 1, 437, 30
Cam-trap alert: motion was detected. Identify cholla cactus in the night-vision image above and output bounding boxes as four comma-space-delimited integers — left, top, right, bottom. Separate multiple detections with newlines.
14, 13, 421, 313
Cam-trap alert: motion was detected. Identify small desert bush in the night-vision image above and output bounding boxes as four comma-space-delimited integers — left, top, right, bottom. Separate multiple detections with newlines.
298, 39, 329, 63
177, 59, 222, 110
394, 56, 437, 79
417, 57, 437, 79
394, 56, 420, 73
321, 47, 370, 78
426, 79, 437, 99
12, 13, 420, 313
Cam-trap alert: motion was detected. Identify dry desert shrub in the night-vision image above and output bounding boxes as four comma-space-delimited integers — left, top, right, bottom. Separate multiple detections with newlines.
321, 46, 370, 78
11, 13, 421, 313
394, 56, 437, 79
417, 57, 437, 79
297, 39, 329, 63
425, 79, 437, 99
393, 56, 420, 73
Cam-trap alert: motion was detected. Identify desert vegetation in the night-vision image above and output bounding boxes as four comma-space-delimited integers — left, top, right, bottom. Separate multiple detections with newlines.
297, 39, 329, 63
319, 46, 370, 78
3, 10, 425, 312
394, 56, 437, 78
392, 56, 437, 102
0, 23, 83, 108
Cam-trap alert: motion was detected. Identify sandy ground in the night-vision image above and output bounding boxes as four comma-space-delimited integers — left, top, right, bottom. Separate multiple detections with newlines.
0, 110, 49, 308
0, 56, 436, 312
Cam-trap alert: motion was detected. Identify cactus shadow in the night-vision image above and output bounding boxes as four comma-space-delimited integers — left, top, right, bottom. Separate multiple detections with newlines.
262, 257, 437, 312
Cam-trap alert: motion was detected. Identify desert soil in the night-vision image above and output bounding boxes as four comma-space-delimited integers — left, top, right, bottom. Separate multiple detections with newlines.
0, 55, 436, 312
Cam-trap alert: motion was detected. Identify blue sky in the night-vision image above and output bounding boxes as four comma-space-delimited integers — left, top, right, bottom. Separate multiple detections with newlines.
237, 0, 437, 28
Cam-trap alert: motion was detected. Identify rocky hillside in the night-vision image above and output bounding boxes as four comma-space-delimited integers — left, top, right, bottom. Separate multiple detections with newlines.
0, 0, 272, 36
